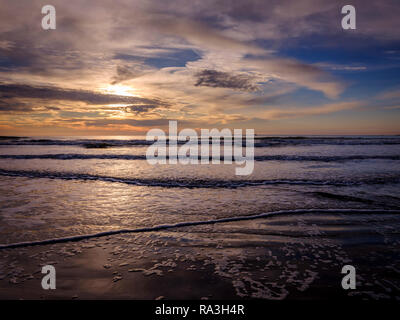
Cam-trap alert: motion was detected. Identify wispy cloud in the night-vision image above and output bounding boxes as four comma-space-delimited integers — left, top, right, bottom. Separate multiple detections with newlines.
260, 101, 362, 119
0, 83, 166, 106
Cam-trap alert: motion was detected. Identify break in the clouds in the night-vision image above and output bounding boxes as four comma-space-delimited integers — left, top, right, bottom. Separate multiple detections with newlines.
0, 0, 399, 135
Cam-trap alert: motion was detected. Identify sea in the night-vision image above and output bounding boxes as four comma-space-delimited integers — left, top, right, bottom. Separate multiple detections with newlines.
0, 135, 399, 299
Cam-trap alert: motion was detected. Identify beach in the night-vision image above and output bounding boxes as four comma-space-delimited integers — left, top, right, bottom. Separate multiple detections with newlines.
0, 136, 399, 300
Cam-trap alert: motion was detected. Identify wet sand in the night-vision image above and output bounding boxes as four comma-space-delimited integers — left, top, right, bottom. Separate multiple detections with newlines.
1, 213, 399, 300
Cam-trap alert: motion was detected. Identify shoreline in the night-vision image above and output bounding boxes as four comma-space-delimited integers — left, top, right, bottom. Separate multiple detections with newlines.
1, 212, 399, 300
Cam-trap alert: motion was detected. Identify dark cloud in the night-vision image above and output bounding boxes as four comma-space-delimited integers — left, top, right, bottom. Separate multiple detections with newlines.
194, 70, 259, 91
84, 118, 201, 128
45, 106, 62, 111
0, 100, 33, 112
124, 104, 162, 114
111, 65, 142, 85
0, 99, 61, 113
85, 118, 172, 127
0, 83, 165, 106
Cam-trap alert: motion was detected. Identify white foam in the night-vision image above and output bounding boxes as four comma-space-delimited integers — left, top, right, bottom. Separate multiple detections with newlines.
1, 208, 400, 250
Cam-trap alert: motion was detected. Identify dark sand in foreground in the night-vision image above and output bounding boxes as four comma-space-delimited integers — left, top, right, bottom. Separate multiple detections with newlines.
0, 213, 399, 300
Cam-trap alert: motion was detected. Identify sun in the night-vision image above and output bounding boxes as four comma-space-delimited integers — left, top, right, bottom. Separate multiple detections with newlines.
102, 84, 137, 97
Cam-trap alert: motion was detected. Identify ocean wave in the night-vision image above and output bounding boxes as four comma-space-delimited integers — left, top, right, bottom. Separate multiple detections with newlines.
0, 154, 399, 162
0, 169, 399, 188
0, 138, 152, 147
254, 136, 400, 147
1, 208, 399, 250
1, 136, 400, 147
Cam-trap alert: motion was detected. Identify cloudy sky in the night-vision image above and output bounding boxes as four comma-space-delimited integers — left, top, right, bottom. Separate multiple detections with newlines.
0, 0, 399, 135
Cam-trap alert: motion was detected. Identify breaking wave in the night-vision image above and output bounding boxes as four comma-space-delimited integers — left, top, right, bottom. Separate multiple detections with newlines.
0, 169, 399, 188
1, 208, 399, 249
0, 154, 399, 161
1, 136, 400, 148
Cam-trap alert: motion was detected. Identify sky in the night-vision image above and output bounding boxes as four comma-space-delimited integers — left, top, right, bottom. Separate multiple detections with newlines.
0, 0, 399, 136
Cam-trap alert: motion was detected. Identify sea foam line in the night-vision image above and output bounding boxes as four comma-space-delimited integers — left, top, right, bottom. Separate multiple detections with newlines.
1, 208, 399, 250
0, 154, 399, 161
0, 169, 399, 188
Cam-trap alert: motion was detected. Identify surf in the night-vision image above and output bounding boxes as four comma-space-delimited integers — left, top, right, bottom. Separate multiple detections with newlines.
1, 208, 399, 250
